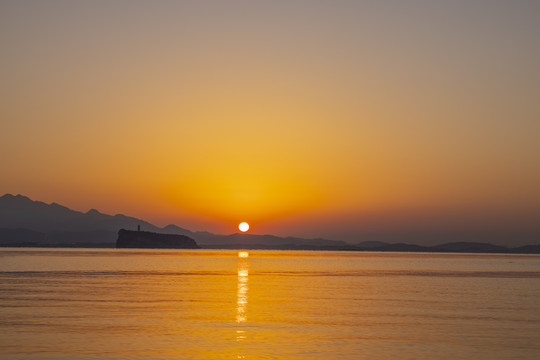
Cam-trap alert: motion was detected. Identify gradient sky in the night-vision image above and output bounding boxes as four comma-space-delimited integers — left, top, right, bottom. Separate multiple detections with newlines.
1, 1, 539, 245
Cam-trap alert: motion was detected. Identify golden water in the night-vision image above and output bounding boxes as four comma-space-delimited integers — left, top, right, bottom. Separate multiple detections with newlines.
1, 249, 539, 359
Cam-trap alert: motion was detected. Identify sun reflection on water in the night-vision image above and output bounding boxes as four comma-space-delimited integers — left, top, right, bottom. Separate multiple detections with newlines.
236, 253, 249, 325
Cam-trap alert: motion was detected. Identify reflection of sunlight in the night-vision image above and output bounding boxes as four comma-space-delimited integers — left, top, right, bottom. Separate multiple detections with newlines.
238, 250, 249, 258
238, 269, 248, 277
235, 254, 249, 360
236, 330, 246, 341
236, 256, 249, 325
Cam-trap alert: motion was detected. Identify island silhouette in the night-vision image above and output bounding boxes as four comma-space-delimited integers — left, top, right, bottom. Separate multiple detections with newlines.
116, 228, 199, 249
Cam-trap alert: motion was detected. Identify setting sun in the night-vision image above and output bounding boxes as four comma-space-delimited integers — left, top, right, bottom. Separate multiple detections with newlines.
238, 222, 249, 232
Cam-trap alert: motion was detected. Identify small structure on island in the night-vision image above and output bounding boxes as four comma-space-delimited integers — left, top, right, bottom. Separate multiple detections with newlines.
116, 229, 199, 249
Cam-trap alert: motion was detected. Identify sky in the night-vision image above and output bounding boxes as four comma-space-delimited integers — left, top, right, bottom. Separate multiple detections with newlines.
1, 0, 539, 245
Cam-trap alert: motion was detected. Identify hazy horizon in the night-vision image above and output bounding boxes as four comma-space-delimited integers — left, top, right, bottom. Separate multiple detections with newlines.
2, 192, 538, 247
2, 1, 539, 245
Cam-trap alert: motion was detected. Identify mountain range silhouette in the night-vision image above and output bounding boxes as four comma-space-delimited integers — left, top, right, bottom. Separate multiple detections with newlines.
0, 194, 538, 253
0, 194, 347, 249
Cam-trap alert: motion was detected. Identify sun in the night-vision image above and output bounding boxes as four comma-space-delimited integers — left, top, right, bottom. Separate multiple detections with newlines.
238, 222, 249, 232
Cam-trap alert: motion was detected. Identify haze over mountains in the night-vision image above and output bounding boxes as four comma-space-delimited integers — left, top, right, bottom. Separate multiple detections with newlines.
0, 194, 538, 253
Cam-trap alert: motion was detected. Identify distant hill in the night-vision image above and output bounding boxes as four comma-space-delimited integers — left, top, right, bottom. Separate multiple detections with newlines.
0, 194, 164, 233
355, 241, 390, 248
432, 242, 508, 253
191, 232, 349, 249
353, 241, 540, 254
0, 228, 116, 248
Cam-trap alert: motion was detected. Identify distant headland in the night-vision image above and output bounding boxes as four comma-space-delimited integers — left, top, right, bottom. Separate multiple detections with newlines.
116, 228, 199, 249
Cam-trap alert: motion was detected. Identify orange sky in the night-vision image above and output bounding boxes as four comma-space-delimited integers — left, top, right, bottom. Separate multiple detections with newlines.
1, 1, 539, 244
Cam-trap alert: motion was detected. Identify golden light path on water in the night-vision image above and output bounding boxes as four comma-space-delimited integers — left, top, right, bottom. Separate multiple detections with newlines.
236, 250, 249, 354
237, 251, 249, 324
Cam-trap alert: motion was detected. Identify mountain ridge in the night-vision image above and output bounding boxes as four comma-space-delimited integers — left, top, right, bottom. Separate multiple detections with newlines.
0, 194, 344, 248
1, 194, 539, 253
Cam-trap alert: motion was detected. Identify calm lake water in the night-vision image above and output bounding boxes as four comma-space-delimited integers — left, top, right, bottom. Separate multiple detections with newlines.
1, 249, 539, 360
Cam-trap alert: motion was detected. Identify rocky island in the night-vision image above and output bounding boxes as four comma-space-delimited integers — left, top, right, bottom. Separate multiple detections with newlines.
116, 228, 199, 249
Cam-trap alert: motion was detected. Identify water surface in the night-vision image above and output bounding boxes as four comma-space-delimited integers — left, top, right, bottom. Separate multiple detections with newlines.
1, 249, 539, 359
